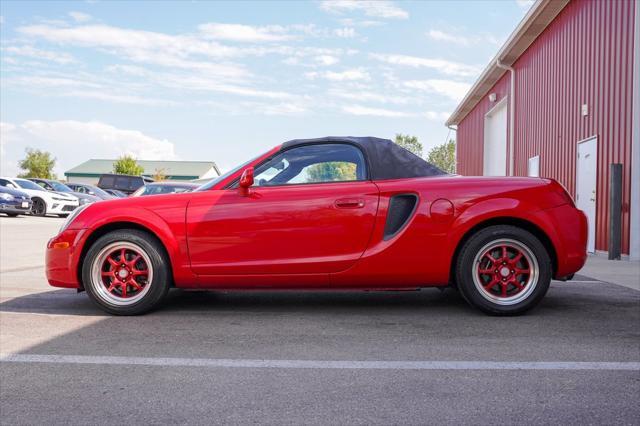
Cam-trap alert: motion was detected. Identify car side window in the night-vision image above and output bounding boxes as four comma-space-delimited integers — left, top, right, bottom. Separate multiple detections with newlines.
0, 179, 17, 189
252, 144, 366, 187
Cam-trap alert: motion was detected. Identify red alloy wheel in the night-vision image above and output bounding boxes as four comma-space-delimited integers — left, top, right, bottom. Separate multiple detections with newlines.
91, 242, 154, 306
472, 239, 539, 305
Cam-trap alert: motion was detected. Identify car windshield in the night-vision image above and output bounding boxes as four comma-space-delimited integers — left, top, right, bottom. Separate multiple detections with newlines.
85, 186, 111, 197
133, 184, 195, 196
196, 154, 261, 191
15, 179, 44, 191
50, 181, 74, 193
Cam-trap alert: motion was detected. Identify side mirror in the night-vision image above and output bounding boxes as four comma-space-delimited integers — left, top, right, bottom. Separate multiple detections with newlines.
239, 167, 254, 193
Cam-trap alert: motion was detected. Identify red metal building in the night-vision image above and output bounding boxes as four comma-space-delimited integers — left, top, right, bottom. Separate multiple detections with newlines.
447, 0, 639, 260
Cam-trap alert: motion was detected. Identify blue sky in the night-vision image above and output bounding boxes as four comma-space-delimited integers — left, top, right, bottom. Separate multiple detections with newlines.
0, 0, 533, 176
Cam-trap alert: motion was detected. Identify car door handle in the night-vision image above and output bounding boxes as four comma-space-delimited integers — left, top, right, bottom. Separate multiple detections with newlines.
335, 198, 365, 209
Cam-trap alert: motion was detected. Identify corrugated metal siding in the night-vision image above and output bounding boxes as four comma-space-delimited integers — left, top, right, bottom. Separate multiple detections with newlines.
456, 74, 510, 176
456, 0, 635, 254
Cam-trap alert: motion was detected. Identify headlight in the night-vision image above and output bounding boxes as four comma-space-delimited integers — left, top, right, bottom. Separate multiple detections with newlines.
52, 196, 66, 201
0, 193, 14, 201
59, 204, 89, 233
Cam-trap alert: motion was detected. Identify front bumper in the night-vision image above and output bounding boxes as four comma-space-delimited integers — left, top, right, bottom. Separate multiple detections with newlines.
46, 228, 88, 288
48, 201, 79, 215
0, 200, 32, 214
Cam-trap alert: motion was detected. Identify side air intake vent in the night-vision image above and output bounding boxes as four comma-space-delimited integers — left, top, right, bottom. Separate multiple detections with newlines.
383, 194, 418, 240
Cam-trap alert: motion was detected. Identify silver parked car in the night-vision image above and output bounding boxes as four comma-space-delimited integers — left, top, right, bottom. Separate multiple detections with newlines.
28, 178, 101, 206
66, 183, 115, 200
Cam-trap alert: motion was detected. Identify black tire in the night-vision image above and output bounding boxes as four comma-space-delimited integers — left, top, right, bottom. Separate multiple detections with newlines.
82, 229, 171, 315
455, 225, 551, 316
31, 198, 47, 216
57, 214, 69, 218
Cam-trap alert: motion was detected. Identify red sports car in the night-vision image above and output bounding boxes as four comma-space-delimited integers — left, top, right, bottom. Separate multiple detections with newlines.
46, 137, 587, 316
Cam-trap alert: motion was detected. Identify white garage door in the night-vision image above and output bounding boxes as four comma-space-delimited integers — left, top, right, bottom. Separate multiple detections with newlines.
483, 99, 508, 176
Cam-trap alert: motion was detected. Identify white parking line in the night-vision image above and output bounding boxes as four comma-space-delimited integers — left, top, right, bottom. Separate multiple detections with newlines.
1, 354, 638, 370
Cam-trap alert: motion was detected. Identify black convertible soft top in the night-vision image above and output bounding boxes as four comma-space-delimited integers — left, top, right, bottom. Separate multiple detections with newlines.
282, 136, 447, 180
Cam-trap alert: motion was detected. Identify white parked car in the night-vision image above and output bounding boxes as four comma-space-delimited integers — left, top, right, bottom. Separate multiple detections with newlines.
0, 177, 79, 217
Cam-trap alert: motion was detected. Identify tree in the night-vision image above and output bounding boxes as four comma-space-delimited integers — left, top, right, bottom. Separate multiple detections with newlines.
17, 148, 56, 179
152, 168, 167, 181
426, 139, 456, 174
394, 134, 423, 157
306, 162, 356, 183
113, 155, 144, 176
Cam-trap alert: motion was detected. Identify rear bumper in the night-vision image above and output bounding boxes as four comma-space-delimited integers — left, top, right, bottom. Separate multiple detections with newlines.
45, 228, 88, 288
540, 204, 588, 279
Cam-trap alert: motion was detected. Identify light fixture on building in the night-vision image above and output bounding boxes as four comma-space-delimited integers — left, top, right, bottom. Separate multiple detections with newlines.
488, 93, 497, 102
581, 103, 588, 116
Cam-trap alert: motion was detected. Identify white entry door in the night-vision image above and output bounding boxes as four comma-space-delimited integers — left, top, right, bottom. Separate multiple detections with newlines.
528, 155, 540, 177
483, 99, 507, 176
576, 137, 597, 253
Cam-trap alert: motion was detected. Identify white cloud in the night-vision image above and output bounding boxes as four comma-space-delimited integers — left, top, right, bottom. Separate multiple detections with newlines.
425, 111, 450, 121
3, 74, 175, 106
306, 68, 370, 81
69, 11, 92, 23
342, 105, 411, 117
516, 0, 535, 9
427, 30, 471, 46
64, 90, 178, 106
0, 120, 178, 176
328, 89, 410, 105
198, 23, 293, 42
315, 55, 340, 66
333, 27, 356, 38
17, 24, 250, 79
338, 18, 383, 27
403, 79, 471, 102
371, 53, 480, 78
427, 29, 501, 46
320, 1, 408, 19
0, 123, 19, 176
2, 45, 77, 64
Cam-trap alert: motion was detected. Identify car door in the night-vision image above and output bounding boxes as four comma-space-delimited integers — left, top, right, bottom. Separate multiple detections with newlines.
186, 143, 380, 276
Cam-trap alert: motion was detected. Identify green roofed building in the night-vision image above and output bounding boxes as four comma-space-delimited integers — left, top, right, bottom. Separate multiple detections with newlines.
65, 159, 220, 185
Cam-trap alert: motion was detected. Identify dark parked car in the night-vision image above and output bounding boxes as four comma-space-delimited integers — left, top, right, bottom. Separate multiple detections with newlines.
103, 189, 128, 198
66, 183, 115, 200
98, 174, 154, 195
28, 178, 100, 206
130, 182, 199, 197
0, 186, 32, 217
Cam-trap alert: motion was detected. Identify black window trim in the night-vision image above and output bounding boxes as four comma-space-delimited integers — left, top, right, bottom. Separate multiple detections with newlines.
224, 141, 371, 190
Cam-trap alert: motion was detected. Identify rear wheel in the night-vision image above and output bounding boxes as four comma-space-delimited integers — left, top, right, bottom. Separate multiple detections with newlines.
82, 229, 171, 315
455, 225, 551, 315
31, 198, 46, 216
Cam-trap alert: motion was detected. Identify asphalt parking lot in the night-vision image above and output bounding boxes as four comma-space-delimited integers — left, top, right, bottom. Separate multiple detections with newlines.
1, 215, 639, 425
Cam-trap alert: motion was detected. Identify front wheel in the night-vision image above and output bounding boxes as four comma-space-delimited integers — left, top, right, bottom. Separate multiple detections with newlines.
455, 225, 551, 316
31, 198, 47, 216
82, 229, 171, 315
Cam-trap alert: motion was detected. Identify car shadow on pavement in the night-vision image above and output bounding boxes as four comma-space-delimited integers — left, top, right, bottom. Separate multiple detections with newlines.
1, 280, 639, 319
0, 286, 473, 317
